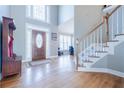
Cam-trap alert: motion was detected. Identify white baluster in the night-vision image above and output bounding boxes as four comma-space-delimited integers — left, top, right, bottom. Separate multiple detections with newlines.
100, 26, 103, 51
122, 6, 124, 33
117, 9, 119, 35
99, 28, 101, 51
86, 37, 89, 61
90, 34, 92, 56
84, 39, 85, 61
111, 14, 114, 40
92, 33, 94, 56
120, 6, 122, 34
94, 31, 96, 56
96, 30, 98, 52
97, 29, 99, 53
85, 38, 87, 61
81, 42, 83, 52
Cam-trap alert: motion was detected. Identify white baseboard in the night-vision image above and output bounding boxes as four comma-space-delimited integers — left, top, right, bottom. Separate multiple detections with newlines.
78, 67, 124, 78
22, 59, 32, 62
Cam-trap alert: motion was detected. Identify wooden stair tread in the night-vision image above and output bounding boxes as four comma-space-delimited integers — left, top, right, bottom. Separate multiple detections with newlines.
88, 55, 100, 58
78, 64, 86, 67
115, 34, 124, 36
104, 45, 109, 47
82, 60, 93, 63
95, 51, 108, 53
107, 40, 119, 42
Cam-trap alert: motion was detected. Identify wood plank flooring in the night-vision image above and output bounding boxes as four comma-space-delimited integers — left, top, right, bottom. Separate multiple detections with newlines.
1, 55, 124, 88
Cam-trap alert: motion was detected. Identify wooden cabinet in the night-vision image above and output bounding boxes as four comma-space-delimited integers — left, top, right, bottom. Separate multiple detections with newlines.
2, 57, 22, 77
1, 17, 22, 79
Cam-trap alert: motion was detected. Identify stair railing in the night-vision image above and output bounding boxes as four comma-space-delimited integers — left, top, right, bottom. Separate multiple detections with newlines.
107, 5, 122, 41
76, 5, 122, 69
76, 18, 105, 69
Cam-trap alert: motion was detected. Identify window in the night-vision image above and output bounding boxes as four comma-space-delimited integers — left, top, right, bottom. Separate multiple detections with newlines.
26, 5, 49, 22
33, 6, 46, 21
60, 35, 64, 50
26, 6, 31, 17
59, 35, 72, 51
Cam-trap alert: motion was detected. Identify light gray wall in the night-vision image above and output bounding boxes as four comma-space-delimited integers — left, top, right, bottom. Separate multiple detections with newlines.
75, 5, 103, 41
10, 6, 26, 60
107, 42, 124, 72
92, 55, 108, 68
10, 5, 58, 60
74, 5, 103, 52
58, 18, 74, 35
58, 5, 74, 24
92, 42, 124, 73
0, 6, 10, 20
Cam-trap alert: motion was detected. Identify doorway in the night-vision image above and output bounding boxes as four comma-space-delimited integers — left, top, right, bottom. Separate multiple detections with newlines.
25, 24, 50, 62
32, 30, 46, 61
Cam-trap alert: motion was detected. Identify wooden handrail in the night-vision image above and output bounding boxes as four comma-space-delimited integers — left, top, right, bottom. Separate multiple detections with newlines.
79, 5, 121, 44
76, 5, 122, 69
108, 5, 121, 18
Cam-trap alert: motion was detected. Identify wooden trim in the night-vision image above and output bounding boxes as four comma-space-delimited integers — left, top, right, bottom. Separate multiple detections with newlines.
104, 16, 109, 46
79, 5, 121, 44
77, 5, 122, 69
78, 67, 124, 78
2, 16, 13, 20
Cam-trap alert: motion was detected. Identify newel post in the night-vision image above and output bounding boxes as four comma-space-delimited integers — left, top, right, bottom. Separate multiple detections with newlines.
104, 14, 109, 46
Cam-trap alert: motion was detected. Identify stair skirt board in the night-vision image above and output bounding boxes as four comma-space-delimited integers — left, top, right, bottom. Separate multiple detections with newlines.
104, 46, 109, 47
95, 51, 108, 53
107, 40, 119, 42
115, 34, 124, 36
78, 67, 124, 78
82, 60, 93, 63
88, 55, 100, 58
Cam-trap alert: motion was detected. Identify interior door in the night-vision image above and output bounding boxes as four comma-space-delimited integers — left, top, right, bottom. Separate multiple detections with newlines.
32, 30, 46, 61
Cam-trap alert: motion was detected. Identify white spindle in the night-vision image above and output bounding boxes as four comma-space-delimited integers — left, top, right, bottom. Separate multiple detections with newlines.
85, 38, 87, 61
92, 33, 94, 56
117, 9, 119, 35
86, 37, 89, 61
90, 33, 93, 56
90, 34, 92, 56
121, 6, 124, 34
84, 38, 87, 61
100, 26, 103, 51
97, 29, 99, 52
95, 31, 97, 56
111, 14, 114, 40
84, 39, 85, 61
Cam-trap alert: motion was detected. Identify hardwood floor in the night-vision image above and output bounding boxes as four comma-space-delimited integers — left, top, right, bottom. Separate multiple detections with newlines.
1, 55, 124, 88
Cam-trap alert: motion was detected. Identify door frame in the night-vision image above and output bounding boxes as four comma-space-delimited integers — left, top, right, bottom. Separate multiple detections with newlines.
25, 24, 50, 62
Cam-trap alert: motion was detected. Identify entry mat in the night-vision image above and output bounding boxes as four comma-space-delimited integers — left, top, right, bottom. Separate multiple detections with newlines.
28, 59, 52, 67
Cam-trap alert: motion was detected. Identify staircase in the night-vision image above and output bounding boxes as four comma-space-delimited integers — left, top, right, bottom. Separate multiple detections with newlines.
76, 5, 124, 77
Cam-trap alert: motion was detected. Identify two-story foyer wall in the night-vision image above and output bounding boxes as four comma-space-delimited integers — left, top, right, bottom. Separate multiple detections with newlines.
74, 5, 103, 52
10, 6, 58, 61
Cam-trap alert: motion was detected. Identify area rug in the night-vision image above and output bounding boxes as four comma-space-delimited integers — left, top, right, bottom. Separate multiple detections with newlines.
28, 59, 52, 66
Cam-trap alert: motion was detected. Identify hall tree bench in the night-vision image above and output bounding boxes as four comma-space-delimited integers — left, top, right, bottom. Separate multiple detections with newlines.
1, 17, 22, 79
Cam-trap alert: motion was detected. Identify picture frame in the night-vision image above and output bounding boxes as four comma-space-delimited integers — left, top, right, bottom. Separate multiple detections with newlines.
51, 33, 57, 41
